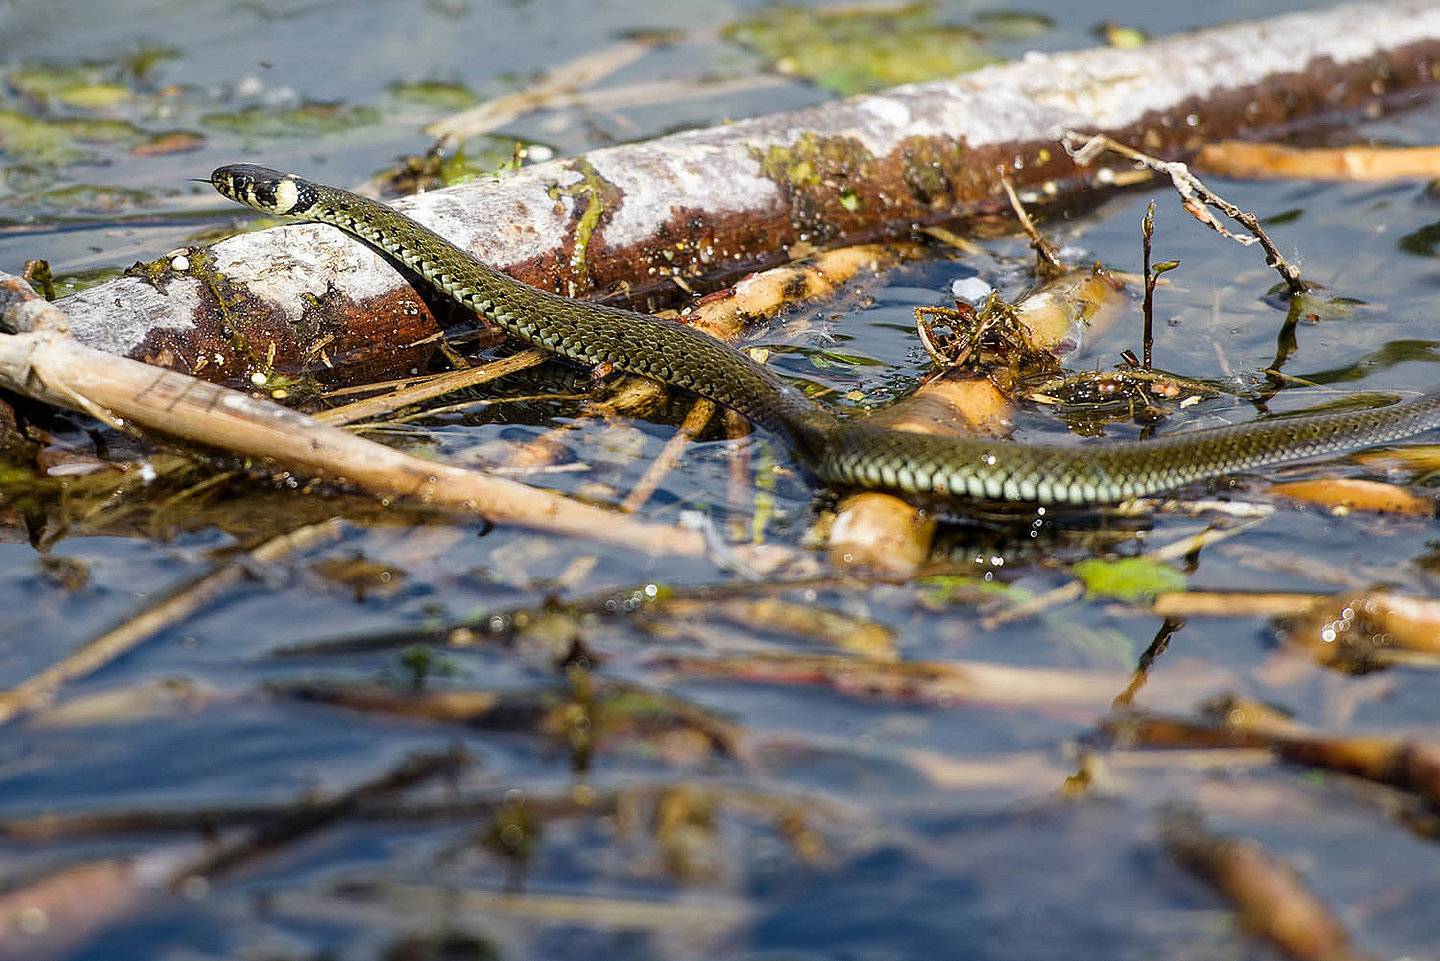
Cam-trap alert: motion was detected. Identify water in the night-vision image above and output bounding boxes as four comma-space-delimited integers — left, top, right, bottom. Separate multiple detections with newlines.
4, 2, 1440, 959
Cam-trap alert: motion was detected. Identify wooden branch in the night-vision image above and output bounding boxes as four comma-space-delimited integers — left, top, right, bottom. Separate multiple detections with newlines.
53, 0, 1440, 385
0, 275, 706, 556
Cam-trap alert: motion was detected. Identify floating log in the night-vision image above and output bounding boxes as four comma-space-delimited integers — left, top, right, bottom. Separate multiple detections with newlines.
53, 0, 1440, 384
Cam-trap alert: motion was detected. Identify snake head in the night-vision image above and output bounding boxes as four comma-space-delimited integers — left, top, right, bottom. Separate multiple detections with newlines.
211, 164, 318, 215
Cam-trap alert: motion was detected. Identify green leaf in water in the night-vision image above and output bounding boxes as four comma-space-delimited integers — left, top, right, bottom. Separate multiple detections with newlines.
1267, 282, 1369, 323
921, 573, 1034, 606
9, 63, 130, 108
7, 47, 176, 109
49, 267, 125, 298
1073, 556, 1186, 603
1101, 23, 1149, 49
793, 346, 887, 370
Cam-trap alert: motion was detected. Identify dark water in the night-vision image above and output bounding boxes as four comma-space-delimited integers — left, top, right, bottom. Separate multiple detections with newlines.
5, 2, 1440, 960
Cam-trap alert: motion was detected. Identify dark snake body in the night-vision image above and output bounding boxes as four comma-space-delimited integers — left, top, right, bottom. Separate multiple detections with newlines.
211, 164, 1440, 505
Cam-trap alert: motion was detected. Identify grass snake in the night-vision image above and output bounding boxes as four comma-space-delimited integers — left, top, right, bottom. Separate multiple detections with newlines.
211, 164, 1440, 506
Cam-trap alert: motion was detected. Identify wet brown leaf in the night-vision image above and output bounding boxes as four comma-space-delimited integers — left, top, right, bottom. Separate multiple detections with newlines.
1268, 478, 1433, 517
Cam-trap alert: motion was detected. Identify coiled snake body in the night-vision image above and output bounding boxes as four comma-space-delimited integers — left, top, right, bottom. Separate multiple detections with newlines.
211, 164, 1440, 505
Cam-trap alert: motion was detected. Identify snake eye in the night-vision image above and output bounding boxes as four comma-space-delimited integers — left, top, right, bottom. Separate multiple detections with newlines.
210, 165, 254, 203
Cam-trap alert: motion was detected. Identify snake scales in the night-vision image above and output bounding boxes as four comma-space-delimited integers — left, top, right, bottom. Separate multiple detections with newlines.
211, 163, 1440, 505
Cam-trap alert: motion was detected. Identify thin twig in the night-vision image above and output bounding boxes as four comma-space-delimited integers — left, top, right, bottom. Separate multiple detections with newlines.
998, 172, 1065, 275
1141, 201, 1157, 370
314, 349, 548, 426
1111, 615, 1185, 708
171, 748, 469, 884
1064, 131, 1306, 295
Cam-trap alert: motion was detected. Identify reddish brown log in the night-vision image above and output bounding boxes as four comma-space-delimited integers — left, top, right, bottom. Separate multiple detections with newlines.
55, 0, 1440, 385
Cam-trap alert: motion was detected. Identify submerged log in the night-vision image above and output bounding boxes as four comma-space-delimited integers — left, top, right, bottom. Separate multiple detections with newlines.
54, 0, 1440, 384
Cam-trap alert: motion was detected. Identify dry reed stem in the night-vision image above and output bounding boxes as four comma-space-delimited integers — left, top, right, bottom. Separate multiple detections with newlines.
314, 348, 549, 425
1149, 590, 1321, 619
1197, 141, 1440, 181
286, 883, 749, 932
0, 858, 151, 961
1267, 478, 1434, 517
426, 39, 657, 139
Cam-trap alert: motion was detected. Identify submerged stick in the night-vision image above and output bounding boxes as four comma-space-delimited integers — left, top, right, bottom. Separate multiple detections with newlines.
0, 521, 344, 727
1163, 812, 1376, 961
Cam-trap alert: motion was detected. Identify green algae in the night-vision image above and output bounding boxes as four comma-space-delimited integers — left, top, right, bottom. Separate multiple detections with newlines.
726, 3, 1014, 95
546, 157, 621, 294
755, 131, 875, 190
37, 183, 163, 212
0, 109, 147, 165
49, 266, 125, 298
386, 79, 477, 111
200, 101, 382, 140
7, 46, 177, 109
